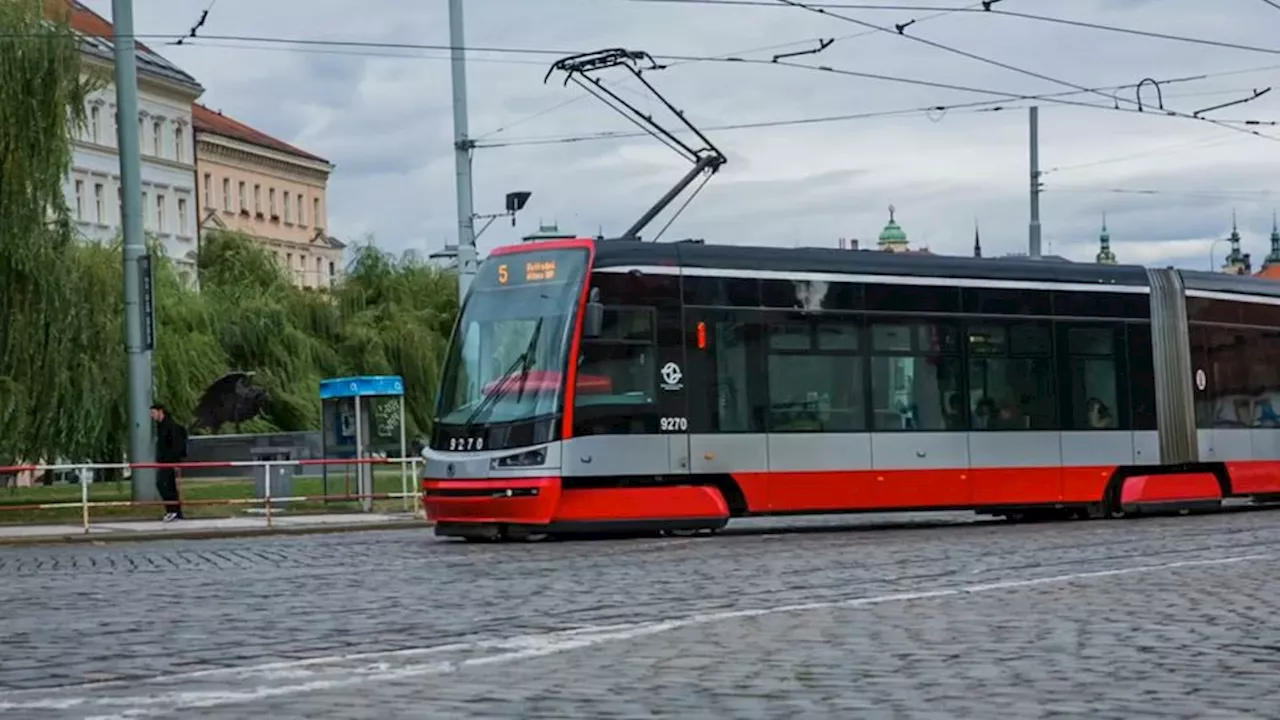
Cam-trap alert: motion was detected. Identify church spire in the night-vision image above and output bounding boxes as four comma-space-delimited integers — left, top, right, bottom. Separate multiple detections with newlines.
973, 218, 982, 258
1223, 209, 1252, 274
1095, 213, 1117, 265
1266, 211, 1280, 268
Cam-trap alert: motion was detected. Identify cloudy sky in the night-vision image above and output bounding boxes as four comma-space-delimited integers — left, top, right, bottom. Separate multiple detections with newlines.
82, 0, 1280, 269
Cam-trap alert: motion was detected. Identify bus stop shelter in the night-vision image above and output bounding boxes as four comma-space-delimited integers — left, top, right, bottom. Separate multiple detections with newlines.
319, 375, 407, 512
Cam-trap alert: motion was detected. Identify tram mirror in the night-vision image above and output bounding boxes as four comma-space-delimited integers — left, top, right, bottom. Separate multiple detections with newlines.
583, 287, 604, 338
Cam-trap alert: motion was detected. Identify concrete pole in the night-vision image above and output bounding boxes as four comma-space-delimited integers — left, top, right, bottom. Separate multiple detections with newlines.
449, 0, 477, 306
111, 0, 155, 500
1029, 106, 1042, 259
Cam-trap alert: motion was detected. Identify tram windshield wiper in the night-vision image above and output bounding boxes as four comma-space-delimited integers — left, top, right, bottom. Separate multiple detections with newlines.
458, 318, 544, 436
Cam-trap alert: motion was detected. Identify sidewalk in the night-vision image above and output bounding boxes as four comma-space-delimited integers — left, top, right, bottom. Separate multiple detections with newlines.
0, 512, 429, 546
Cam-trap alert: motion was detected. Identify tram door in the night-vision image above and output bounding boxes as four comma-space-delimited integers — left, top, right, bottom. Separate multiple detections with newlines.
655, 299, 691, 477
587, 268, 690, 477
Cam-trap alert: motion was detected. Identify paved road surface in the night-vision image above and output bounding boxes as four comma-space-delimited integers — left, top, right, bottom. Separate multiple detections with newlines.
2, 511, 1278, 718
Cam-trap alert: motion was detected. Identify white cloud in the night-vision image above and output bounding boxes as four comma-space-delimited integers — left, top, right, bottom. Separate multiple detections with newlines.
81, 0, 1280, 269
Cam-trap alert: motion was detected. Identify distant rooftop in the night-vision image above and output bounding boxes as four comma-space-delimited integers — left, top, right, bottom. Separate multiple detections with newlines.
192, 103, 330, 165
52, 0, 203, 94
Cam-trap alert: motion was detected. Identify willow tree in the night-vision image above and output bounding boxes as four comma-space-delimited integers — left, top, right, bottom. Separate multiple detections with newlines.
333, 242, 457, 440
192, 231, 457, 442
0, 0, 107, 465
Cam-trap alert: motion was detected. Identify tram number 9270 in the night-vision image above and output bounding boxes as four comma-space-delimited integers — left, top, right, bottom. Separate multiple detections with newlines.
448, 436, 485, 451
659, 417, 688, 432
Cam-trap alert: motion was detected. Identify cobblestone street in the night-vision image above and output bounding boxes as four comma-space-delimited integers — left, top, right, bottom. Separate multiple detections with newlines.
2, 511, 1278, 718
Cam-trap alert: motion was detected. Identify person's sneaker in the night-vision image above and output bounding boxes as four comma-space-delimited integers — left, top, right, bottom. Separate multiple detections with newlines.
162, 512, 176, 523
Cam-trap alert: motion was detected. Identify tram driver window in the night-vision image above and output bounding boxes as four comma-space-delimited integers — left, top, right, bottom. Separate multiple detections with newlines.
573, 305, 659, 435
869, 321, 963, 431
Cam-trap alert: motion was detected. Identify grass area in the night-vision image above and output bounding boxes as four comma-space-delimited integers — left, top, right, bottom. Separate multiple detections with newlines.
0, 469, 421, 525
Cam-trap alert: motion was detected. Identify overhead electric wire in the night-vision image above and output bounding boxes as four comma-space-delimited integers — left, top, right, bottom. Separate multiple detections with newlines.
1052, 186, 1277, 200
622, 0, 1280, 58
1043, 135, 1246, 175
13, 2, 1280, 60
477, 54, 1280, 149
171, 39, 553, 65
1259, 0, 1280, 11
476, 3, 983, 139
23, 6, 1278, 145
767, 0, 1279, 144
473, 73, 1254, 148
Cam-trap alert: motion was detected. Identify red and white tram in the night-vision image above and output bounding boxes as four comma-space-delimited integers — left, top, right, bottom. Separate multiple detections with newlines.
421, 236, 1280, 540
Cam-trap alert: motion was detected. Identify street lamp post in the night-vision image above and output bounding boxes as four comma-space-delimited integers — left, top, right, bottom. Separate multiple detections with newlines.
1209, 237, 1229, 272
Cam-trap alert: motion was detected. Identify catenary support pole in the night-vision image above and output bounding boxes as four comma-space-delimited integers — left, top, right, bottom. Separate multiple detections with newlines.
1029, 106, 1042, 259
111, 0, 156, 501
449, 0, 477, 306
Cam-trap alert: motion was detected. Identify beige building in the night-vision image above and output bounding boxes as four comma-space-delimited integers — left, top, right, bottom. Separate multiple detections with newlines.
192, 103, 344, 288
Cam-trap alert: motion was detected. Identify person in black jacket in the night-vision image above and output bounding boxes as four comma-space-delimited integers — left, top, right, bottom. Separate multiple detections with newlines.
150, 403, 187, 521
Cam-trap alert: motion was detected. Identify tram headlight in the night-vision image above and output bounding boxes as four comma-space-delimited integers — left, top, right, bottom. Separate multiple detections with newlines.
491, 447, 547, 469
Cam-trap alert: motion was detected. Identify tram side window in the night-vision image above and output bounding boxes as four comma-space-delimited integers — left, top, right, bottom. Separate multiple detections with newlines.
572, 305, 659, 436
1060, 324, 1123, 430
1195, 324, 1278, 428
869, 320, 963, 431
765, 316, 864, 432
1255, 329, 1280, 427
1126, 323, 1157, 431
966, 322, 1055, 430
685, 310, 766, 433
1189, 325, 1213, 428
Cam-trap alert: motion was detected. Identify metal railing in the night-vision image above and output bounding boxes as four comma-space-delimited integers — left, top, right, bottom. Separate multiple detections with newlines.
0, 456, 424, 534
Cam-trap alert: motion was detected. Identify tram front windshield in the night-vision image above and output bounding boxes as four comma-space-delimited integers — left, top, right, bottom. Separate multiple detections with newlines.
435, 248, 589, 429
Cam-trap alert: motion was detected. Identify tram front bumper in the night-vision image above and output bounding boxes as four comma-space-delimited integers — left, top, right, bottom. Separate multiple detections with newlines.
421, 477, 561, 525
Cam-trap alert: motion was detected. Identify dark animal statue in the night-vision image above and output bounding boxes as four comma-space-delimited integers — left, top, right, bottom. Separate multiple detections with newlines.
191, 371, 269, 433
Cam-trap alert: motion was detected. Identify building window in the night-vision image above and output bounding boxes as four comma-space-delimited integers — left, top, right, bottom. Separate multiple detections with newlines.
313, 198, 320, 227
94, 183, 104, 223
178, 197, 188, 236
152, 120, 163, 157
298, 194, 306, 226
74, 180, 84, 220
254, 184, 261, 214
137, 116, 144, 148
203, 173, 211, 208
117, 185, 122, 219
328, 261, 335, 284
156, 194, 165, 233
141, 190, 148, 229
222, 178, 231, 211
89, 105, 100, 143
173, 125, 184, 162
869, 320, 964, 431
315, 256, 322, 285
269, 188, 276, 218
286, 252, 293, 270
110, 107, 118, 142
283, 191, 291, 224
238, 181, 246, 211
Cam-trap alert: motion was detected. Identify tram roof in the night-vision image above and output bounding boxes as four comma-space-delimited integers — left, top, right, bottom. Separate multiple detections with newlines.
591, 239, 1152, 287
1180, 268, 1280, 299
585, 239, 1280, 300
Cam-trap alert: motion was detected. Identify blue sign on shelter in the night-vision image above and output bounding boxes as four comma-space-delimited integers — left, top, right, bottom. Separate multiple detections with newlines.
319, 375, 405, 400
